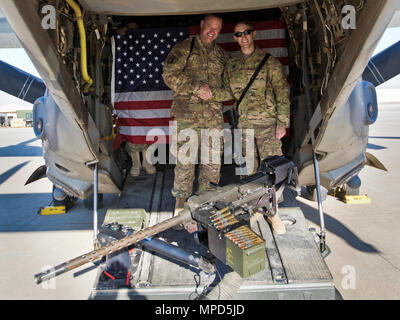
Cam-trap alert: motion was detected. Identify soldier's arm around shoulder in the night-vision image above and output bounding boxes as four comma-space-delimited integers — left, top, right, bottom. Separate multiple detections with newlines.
162, 38, 200, 96
268, 56, 290, 128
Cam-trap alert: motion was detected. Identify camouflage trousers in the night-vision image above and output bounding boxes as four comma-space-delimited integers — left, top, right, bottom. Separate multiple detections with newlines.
239, 122, 283, 176
171, 119, 224, 199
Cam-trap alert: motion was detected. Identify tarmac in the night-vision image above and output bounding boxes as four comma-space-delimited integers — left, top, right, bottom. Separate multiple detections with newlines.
0, 103, 399, 300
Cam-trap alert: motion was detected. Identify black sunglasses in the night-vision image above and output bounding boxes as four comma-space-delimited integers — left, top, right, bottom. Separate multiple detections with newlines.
234, 29, 254, 37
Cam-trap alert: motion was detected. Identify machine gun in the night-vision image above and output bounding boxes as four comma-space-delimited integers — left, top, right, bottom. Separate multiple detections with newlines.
34, 156, 299, 285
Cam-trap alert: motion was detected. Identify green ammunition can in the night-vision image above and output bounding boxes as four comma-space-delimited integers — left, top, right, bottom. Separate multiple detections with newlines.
225, 234, 266, 278
103, 208, 147, 230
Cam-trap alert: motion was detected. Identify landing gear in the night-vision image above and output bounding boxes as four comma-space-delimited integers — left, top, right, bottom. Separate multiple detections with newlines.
329, 175, 362, 200
344, 175, 361, 196
305, 185, 328, 202
52, 185, 77, 210
83, 193, 103, 210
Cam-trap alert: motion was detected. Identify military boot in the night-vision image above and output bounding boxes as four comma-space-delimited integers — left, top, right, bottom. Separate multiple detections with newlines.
142, 150, 157, 175
173, 197, 187, 230
129, 151, 141, 177
267, 210, 286, 235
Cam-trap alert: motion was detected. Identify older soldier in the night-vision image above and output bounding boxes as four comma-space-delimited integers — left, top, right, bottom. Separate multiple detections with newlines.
162, 14, 228, 226
201, 21, 290, 234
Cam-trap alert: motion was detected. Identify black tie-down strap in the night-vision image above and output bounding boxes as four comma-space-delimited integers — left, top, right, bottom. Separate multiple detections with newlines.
233, 53, 271, 125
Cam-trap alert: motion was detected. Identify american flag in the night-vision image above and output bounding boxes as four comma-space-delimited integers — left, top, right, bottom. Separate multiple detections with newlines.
112, 20, 288, 146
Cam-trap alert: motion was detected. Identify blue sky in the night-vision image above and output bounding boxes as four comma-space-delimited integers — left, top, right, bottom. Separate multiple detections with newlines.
373, 27, 400, 89
0, 48, 40, 78
0, 26, 399, 107
373, 27, 400, 54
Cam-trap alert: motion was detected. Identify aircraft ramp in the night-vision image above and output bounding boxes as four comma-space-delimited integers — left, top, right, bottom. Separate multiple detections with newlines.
90, 165, 337, 300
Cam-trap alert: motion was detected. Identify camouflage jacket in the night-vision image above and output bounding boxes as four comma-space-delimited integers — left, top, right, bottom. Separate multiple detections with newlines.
211, 48, 290, 128
162, 36, 228, 121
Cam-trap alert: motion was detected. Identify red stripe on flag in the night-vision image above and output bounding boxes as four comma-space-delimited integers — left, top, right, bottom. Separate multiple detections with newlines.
189, 25, 199, 35
122, 135, 171, 145
118, 117, 172, 127
252, 20, 286, 31
115, 100, 172, 110
255, 38, 288, 48
277, 57, 289, 66
113, 133, 125, 150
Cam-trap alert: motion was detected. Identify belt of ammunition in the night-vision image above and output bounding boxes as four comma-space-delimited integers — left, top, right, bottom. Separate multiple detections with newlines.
226, 226, 264, 249
215, 222, 237, 231
210, 211, 231, 220
210, 207, 230, 219
214, 216, 237, 225
230, 229, 254, 237
212, 214, 238, 230
227, 234, 258, 243
210, 212, 234, 223
238, 239, 264, 250
229, 228, 254, 238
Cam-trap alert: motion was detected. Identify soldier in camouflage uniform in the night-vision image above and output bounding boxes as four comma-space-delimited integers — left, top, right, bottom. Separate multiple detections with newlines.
201, 21, 290, 234
162, 14, 228, 227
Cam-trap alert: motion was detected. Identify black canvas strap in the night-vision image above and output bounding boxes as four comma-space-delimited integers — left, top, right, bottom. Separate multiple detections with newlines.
236, 53, 271, 108
183, 37, 196, 72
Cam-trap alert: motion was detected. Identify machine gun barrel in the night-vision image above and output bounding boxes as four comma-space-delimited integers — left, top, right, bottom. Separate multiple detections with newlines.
34, 210, 193, 285
34, 156, 299, 285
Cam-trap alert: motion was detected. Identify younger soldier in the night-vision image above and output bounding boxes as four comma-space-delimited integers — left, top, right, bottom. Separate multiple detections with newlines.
200, 21, 290, 234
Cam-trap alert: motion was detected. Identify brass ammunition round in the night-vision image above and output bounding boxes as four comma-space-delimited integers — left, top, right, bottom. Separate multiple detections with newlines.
210, 207, 230, 219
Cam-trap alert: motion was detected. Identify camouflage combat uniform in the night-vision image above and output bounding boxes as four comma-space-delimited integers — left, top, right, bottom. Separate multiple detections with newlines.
212, 48, 290, 174
162, 35, 228, 198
